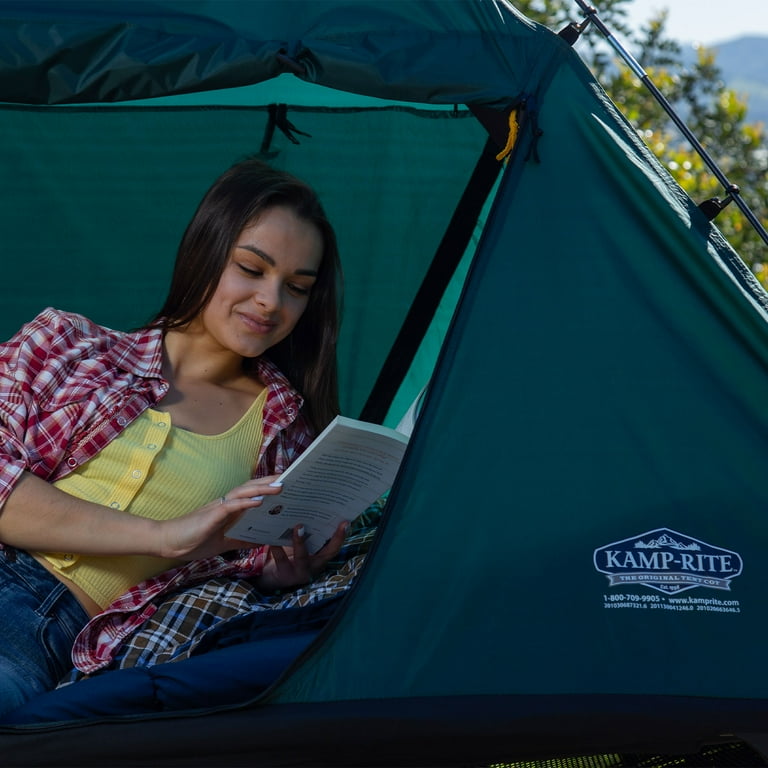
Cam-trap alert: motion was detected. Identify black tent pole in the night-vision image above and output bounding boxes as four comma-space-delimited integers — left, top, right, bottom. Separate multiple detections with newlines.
570, 0, 768, 248
358, 136, 502, 424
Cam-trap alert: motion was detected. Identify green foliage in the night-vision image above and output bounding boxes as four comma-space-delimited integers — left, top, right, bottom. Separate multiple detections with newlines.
515, 0, 768, 286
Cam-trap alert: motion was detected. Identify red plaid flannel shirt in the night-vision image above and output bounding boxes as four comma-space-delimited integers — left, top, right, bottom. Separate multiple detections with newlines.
0, 308, 315, 670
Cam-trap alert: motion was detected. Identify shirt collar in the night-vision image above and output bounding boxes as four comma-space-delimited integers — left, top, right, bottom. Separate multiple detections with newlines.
105, 326, 165, 379
255, 356, 304, 422
104, 330, 305, 423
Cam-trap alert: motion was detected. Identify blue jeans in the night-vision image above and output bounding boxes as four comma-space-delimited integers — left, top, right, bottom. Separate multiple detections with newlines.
0, 548, 89, 717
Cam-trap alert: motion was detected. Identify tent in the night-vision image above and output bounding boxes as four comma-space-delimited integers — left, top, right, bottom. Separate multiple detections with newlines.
1, 0, 768, 765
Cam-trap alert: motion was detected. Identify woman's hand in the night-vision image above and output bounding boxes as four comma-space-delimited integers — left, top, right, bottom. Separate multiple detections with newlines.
255, 521, 349, 593
155, 475, 285, 560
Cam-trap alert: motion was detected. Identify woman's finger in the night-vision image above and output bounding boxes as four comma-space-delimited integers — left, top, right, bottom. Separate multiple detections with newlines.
290, 525, 310, 561
223, 479, 283, 505
307, 521, 348, 574
269, 544, 290, 566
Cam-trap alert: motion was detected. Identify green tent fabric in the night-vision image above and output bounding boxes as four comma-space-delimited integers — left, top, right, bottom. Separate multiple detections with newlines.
1, 0, 768, 765
0, 97, 485, 420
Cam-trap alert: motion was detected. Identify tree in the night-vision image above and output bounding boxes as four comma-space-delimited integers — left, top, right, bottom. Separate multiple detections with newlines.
512, 0, 768, 286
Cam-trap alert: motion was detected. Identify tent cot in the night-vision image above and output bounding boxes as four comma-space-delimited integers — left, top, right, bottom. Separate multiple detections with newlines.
0, 1, 767, 764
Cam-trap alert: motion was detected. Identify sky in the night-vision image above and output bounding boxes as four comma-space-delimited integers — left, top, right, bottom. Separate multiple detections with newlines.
622, 0, 768, 45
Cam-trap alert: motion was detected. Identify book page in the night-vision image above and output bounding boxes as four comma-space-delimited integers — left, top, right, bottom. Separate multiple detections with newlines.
227, 416, 408, 553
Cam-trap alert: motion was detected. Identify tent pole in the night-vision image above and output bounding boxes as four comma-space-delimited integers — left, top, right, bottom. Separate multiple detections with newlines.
358, 137, 502, 423
570, 0, 768, 249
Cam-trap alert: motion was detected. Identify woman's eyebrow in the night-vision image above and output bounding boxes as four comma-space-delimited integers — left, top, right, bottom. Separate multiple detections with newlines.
237, 244, 318, 276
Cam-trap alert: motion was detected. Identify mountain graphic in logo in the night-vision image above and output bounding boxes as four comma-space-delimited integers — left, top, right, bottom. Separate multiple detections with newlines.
634, 532, 700, 551
594, 528, 743, 595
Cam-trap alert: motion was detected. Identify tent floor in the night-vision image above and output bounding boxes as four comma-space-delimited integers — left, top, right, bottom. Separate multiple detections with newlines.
1, 695, 767, 767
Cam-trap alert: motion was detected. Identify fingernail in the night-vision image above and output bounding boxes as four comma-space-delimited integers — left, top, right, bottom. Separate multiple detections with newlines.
269, 481, 283, 488
251, 495, 264, 502
297, 526, 306, 538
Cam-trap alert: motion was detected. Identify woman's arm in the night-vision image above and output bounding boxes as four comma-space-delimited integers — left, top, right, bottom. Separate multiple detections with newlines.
0, 471, 283, 560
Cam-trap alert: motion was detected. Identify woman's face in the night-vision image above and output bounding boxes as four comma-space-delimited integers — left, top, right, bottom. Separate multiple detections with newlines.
196, 205, 323, 360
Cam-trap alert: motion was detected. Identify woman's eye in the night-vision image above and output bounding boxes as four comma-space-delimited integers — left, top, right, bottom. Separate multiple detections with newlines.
288, 283, 311, 296
239, 264, 262, 277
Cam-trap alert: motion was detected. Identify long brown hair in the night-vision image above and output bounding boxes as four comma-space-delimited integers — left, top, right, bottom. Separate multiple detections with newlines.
146, 157, 342, 433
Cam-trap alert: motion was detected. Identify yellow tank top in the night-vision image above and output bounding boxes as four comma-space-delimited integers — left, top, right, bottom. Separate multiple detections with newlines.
36, 388, 267, 610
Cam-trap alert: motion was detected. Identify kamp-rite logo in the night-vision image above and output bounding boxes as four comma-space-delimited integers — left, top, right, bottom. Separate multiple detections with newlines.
593, 528, 743, 595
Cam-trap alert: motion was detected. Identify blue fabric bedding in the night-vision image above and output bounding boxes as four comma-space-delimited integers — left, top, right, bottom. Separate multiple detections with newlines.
1, 598, 339, 724
2, 495, 380, 724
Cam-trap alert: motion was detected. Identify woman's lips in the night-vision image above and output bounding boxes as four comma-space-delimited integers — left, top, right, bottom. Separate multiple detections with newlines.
239, 312, 276, 334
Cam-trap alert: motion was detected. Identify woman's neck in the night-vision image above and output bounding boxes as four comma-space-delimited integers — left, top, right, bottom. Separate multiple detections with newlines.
163, 328, 245, 386
158, 329, 265, 434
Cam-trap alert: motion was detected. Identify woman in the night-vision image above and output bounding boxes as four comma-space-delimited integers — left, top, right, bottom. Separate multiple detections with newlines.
0, 158, 347, 714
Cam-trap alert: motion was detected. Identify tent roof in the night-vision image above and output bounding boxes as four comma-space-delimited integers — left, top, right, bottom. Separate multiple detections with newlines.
0, 0, 548, 107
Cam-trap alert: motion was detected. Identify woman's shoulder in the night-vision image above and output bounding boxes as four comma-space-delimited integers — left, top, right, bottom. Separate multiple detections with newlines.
2, 308, 134, 370
15, 307, 115, 340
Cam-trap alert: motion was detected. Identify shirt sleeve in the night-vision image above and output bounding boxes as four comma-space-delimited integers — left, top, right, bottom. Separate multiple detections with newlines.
0, 309, 64, 508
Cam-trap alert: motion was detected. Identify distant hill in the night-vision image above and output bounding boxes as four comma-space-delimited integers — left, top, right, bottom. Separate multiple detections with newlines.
695, 35, 768, 126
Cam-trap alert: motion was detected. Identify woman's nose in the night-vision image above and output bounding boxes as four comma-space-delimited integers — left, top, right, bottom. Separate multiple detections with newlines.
255, 280, 281, 311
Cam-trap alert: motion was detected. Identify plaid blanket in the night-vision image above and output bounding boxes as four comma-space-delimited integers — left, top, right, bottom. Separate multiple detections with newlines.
72, 498, 384, 678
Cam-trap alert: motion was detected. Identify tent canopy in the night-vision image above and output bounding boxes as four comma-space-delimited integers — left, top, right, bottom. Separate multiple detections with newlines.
1, 1, 768, 765
0, 0, 549, 420
2, 0, 542, 106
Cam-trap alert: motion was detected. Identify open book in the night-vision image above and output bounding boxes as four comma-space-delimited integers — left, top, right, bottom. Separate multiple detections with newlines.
227, 415, 410, 554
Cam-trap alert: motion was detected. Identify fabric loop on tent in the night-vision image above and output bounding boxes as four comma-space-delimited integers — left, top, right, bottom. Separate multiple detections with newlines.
277, 104, 311, 145
260, 104, 279, 158
468, 104, 520, 151
494, 109, 519, 163
260, 104, 312, 157
471, 101, 543, 166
